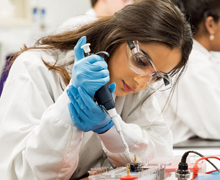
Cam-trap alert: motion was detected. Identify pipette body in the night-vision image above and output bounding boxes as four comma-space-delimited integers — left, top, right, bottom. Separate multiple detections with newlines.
81, 43, 131, 162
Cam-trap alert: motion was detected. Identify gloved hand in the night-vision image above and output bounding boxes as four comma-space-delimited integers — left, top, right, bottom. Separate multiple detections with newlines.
67, 83, 116, 133
71, 36, 110, 98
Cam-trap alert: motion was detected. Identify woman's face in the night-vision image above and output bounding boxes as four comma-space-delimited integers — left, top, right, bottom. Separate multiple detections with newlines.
210, 20, 220, 51
108, 42, 182, 97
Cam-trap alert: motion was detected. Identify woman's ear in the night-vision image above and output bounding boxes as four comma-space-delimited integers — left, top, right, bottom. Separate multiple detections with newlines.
204, 16, 217, 40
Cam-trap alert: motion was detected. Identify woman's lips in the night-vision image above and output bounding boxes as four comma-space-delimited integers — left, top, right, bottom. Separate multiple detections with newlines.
123, 81, 134, 92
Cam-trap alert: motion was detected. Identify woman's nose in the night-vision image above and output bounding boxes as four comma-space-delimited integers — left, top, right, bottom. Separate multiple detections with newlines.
134, 75, 149, 90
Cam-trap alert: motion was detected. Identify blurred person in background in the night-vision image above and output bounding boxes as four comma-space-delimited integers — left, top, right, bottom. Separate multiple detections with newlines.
58, 0, 134, 32
157, 0, 220, 144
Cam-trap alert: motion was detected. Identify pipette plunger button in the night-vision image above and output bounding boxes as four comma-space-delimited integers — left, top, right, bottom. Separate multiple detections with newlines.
81, 43, 91, 54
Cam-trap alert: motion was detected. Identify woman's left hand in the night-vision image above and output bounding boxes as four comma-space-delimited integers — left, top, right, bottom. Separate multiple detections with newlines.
67, 85, 115, 133
71, 36, 110, 98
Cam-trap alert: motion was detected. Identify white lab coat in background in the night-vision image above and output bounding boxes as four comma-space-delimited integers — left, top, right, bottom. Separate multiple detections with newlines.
0, 48, 173, 180
57, 8, 97, 34
211, 51, 220, 71
156, 39, 220, 144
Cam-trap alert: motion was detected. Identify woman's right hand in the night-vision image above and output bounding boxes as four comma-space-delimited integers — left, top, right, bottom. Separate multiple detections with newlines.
71, 36, 110, 98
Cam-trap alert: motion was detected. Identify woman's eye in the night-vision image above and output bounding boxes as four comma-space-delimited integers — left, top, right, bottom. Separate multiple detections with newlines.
134, 56, 147, 68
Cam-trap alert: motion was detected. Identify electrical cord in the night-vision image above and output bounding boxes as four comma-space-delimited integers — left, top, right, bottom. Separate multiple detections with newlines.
206, 169, 220, 174
191, 156, 220, 180
180, 151, 219, 173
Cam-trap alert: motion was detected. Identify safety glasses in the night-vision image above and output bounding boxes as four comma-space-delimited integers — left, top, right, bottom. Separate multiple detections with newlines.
127, 41, 172, 91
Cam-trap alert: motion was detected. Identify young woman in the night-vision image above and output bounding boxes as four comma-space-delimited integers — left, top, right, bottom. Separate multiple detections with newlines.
0, 0, 192, 179
157, 0, 220, 144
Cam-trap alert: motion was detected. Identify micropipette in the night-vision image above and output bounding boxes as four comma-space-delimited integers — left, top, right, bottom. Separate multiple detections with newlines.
81, 43, 132, 162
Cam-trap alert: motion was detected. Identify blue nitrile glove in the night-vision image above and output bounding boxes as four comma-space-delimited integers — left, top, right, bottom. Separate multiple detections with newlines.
108, 82, 116, 97
67, 83, 116, 133
71, 36, 110, 98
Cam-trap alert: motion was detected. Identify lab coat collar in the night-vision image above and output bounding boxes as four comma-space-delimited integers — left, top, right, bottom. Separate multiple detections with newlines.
193, 39, 212, 60
85, 8, 96, 16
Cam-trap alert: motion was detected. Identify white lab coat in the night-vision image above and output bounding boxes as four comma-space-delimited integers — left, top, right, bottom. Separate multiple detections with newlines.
156, 39, 220, 144
211, 51, 220, 71
0, 48, 173, 180
57, 9, 97, 34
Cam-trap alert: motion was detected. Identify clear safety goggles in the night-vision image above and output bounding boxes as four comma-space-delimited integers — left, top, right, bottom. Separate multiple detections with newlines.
127, 41, 172, 92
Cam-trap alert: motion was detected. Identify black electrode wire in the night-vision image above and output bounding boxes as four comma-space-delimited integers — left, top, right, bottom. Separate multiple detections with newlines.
181, 151, 220, 173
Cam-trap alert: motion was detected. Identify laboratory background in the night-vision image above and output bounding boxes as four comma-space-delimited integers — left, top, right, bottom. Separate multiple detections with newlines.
0, 0, 220, 180
0, 0, 90, 86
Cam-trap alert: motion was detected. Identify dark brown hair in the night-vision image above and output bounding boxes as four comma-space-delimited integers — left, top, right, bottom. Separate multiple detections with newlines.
91, 0, 98, 7
10, 0, 192, 91
171, 0, 220, 34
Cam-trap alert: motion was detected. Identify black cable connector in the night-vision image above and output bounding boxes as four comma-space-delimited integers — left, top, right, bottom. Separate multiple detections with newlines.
175, 162, 190, 180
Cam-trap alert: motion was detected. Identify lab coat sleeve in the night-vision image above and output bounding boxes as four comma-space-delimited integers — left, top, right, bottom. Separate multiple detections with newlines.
98, 94, 173, 167
0, 51, 83, 180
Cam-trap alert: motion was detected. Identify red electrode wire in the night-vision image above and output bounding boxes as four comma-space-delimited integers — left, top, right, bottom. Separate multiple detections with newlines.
205, 170, 220, 174
191, 156, 220, 180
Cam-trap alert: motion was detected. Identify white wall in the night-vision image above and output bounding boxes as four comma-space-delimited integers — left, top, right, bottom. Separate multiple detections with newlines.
0, 0, 91, 74
32, 0, 91, 30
